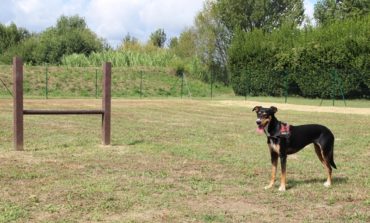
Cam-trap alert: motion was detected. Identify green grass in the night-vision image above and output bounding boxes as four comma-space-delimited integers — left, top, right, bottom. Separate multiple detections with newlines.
0, 99, 369, 222
2, 65, 369, 108
0, 65, 232, 99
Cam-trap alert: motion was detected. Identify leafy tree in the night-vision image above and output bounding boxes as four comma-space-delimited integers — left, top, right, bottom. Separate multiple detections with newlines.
314, 0, 370, 25
149, 28, 166, 48
214, 0, 305, 33
194, 0, 230, 83
122, 33, 138, 46
0, 23, 30, 54
172, 28, 197, 58
119, 33, 140, 51
169, 37, 178, 49
33, 15, 105, 64
192, 0, 305, 84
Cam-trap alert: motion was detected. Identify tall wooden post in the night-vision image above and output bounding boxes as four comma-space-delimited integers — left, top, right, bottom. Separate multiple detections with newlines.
13, 57, 24, 151
102, 62, 111, 145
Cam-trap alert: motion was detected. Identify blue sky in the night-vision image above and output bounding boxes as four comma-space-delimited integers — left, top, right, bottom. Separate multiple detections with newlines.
0, 0, 317, 48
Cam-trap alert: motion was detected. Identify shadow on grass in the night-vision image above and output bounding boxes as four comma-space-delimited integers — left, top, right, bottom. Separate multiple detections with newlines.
127, 139, 145, 146
288, 176, 348, 189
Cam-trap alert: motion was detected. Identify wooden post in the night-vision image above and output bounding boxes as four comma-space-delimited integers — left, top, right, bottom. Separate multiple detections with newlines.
13, 57, 23, 151
102, 62, 111, 145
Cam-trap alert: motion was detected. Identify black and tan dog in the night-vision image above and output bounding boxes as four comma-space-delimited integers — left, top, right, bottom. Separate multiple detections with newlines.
253, 106, 336, 191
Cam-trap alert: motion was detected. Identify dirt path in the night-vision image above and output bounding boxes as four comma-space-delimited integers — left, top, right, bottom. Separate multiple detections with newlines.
1, 99, 369, 115
214, 100, 370, 115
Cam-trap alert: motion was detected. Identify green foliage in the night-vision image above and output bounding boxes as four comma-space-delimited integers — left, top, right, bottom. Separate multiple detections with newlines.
215, 0, 305, 32
62, 50, 177, 67
0, 23, 30, 54
229, 15, 370, 98
0, 15, 105, 65
0, 65, 231, 98
314, 0, 370, 25
194, 1, 229, 84
149, 28, 167, 48
192, 0, 305, 85
61, 48, 207, 81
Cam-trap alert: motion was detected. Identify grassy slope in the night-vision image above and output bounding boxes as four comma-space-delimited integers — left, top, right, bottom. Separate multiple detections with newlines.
0, 99, 369, 222
0, 65, 233, 99
1, 65, 369, 108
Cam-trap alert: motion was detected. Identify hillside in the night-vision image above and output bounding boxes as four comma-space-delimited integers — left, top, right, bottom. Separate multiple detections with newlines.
0, 65, 233, 98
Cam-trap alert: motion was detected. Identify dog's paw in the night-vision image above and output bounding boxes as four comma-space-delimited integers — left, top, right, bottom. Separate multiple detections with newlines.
264, 184, 273, 190
278, 186, 286, 192
324, 181, 331, 187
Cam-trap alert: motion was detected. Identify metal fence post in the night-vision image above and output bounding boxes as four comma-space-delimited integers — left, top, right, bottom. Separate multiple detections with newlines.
13, 57, 24, 151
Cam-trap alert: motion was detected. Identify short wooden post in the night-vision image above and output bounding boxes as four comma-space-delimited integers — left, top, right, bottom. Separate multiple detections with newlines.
102, 62, 111, 145
13, 57, 24, 151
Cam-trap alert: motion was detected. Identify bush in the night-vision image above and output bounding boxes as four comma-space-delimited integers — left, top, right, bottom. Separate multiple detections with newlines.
228, 15, 370, 98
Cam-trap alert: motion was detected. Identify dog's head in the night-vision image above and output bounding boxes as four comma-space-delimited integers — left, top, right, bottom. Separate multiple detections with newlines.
252, 106, 277, 134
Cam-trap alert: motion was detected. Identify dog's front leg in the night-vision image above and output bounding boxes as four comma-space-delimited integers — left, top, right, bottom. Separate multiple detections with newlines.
265, 150, 278, 190
279, 152, 287, 191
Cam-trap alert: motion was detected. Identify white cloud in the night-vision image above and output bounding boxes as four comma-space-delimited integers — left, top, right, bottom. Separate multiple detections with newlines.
0, 0, 318, 48
84, 0, 204, 47
0, 0, 205, 47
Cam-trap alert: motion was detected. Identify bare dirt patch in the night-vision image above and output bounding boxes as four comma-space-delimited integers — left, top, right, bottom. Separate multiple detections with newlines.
213, 100, 370, 115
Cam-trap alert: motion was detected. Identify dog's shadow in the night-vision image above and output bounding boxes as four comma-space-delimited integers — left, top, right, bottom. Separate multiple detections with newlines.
288, 177, 348, 189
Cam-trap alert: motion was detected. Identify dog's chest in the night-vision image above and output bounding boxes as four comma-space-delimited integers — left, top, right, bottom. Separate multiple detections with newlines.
269, 139, 281, 154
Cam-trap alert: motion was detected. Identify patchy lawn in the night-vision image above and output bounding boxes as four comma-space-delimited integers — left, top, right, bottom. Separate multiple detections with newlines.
0, 99, 369, 222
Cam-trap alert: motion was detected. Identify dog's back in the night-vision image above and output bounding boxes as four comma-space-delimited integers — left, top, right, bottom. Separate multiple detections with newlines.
290, 124, 336, 169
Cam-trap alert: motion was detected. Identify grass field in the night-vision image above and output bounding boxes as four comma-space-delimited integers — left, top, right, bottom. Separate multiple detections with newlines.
0, 99, 369, 222
0, 65, 232, 99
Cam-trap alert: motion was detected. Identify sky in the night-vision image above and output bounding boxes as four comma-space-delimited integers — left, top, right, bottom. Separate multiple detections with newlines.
0, 0, 317, 48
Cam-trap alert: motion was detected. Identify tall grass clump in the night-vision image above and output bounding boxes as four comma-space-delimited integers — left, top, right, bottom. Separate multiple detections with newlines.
62, 50, 179, 68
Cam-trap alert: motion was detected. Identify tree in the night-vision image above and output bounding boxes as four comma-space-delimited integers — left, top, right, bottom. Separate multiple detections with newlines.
194, 1, 230, 83
314, 0, 370, 25
214, 0, 305, 33
169, 37, 178, 49
120, 33, 139, 50
149, 28, 166, 48
122, 33, 138, 46
192, 0, 305, 84
0, 23, 30, 54
35, 15, 105, 64
172, 28, 197, 58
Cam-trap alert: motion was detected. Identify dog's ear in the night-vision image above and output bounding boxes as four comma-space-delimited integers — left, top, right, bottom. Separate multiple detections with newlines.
252, 106, 262, 112
270, 106, 278, 113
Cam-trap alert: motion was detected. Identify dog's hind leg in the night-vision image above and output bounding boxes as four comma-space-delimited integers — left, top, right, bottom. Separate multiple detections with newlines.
314, 143, 325, 164
315, 143, 332, 187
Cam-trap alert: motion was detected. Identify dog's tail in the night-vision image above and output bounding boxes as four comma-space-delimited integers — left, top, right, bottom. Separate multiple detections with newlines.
328, 142, 337, 169
329, 152, 337, 169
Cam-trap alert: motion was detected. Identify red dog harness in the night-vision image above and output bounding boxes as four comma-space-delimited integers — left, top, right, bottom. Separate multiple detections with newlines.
280, 122, 290, 137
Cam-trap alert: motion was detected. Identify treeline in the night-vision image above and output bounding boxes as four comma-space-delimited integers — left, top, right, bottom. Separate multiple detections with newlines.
0, 16, 203, 79
1, 0, 369, 99
229, 16, 370, 98
0, 16, 106, 65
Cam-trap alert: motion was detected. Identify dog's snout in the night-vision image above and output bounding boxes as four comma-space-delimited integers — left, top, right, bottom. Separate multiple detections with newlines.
256, 119, 262, 125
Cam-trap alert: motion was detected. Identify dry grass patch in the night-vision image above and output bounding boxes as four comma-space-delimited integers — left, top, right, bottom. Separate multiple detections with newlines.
0, 99, 369, 222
